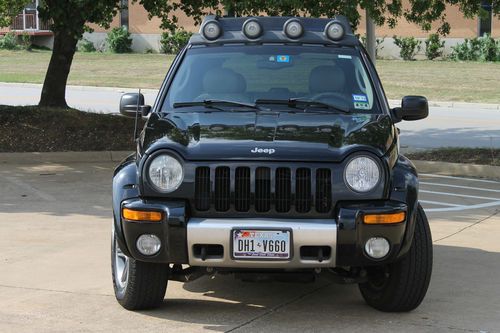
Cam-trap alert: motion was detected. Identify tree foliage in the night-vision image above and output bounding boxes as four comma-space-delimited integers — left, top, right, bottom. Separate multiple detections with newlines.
0, 0, 30, 27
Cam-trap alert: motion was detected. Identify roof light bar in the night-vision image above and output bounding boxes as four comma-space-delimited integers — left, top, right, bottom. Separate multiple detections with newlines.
242, 18, 263, 39
325, 21, 345, 41
202, 20, 222, 40
283, 18, 304, 39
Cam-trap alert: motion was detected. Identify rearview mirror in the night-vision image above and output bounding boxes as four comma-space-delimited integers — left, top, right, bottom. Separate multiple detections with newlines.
393, 96, 428, 122
119, 93, 151, 117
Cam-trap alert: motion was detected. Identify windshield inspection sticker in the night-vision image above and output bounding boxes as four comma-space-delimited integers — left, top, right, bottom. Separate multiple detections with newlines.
338, 54, 352, 59
352, 94, 368, 103
276, 55, 290, 63
354, 102, 370, 110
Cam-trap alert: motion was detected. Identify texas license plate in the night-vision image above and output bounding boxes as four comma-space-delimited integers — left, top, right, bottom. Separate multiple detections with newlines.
232, 229, 291, 259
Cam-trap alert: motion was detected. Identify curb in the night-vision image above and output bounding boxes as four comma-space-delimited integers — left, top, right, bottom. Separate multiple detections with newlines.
413, 160, 500, 181
1, 151, 498, 180
0, 151, 133, 164
387, 99, 500, 110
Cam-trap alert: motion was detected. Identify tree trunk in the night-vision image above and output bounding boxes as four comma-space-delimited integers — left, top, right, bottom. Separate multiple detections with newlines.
38, 30, 79, 108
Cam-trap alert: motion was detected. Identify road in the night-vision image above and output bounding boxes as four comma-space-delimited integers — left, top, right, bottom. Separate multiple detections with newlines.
0, 160, 499, 332
1, 83, 499, 150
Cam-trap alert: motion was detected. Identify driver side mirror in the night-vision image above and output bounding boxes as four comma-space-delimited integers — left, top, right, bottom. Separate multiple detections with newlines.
392, 96, 428, 122
119, 93, 151, 118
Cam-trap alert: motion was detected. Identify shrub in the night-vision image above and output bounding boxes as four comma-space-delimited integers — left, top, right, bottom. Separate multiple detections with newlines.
160, 29, 192, 54
106, 27, 132, 53
451, 35, 499, 62
360, 35, 386, 59
393, 36, 421, 61
78, 38, 96, 52
425, 33, 445, 60
20, 32, 32, 51
0, 32, 18, 50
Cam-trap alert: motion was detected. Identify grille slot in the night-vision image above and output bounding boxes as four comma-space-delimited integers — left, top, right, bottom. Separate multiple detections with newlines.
235, 167, 250, 212
275, 168, 291, 213
255, 167, 271, 212
194, 165, 332, 215
195, 167, 210, 211
214, 166, 230, 212
315, 169, 332, 213
295, 168, 311, 213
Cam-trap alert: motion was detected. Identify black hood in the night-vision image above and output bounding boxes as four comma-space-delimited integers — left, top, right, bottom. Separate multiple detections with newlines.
140, 111, 396, 162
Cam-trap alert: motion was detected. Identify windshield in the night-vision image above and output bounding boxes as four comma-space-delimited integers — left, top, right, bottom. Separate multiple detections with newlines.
162, 45, 380, 113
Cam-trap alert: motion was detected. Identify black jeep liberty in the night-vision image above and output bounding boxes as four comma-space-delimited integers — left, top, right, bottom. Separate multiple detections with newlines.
112, 15, 432, 312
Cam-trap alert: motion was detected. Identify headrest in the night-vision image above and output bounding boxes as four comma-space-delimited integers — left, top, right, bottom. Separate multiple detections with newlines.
202, 68, 247, 94
309, 65, 346, 94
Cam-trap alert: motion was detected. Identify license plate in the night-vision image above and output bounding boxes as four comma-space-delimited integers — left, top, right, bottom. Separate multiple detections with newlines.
232, 229, 291, 259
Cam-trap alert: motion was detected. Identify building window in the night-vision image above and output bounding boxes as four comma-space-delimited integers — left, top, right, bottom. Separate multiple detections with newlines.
120, 0, 129, 29
478, 0, 492, 36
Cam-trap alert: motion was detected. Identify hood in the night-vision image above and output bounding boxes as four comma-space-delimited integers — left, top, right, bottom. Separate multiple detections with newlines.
140, 111, 396, 162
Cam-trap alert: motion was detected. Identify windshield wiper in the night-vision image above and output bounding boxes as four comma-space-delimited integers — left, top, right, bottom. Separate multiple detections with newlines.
255, 98, 350, 114
173, 100, 266, 111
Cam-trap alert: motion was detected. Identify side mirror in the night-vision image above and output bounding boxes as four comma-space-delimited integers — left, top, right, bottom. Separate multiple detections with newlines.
119, 93, 151, 117
393, 96, 428, 122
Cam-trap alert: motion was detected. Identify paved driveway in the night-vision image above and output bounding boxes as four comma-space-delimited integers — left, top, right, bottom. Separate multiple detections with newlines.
0, 160, 499, 332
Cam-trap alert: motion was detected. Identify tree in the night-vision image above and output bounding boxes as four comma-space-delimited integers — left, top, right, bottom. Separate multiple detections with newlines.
0, 0, 30, 27
2, 0, 499, 108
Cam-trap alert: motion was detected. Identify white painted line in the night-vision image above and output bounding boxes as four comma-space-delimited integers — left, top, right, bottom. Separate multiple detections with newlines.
420, 173, 500, 184
420, 182, 500, 193
425, 200, 500, 212
419, 200, 463, 207
420, 189, 500, 201
1, 176, 56, 202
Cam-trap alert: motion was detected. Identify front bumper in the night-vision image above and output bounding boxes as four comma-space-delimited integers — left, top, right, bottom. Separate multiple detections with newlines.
119, 198, 409, 268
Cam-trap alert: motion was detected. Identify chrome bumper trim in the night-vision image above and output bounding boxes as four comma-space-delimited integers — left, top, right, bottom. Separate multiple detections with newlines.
187, 218, 337, 268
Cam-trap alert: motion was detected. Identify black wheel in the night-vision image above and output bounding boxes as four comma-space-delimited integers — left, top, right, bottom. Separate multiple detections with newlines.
111, 228, 169, 310
359, 204, 433, 312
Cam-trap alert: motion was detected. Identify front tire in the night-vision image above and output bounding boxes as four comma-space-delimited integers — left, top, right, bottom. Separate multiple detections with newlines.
359, 204, 433, 312
111, 229, 169, 310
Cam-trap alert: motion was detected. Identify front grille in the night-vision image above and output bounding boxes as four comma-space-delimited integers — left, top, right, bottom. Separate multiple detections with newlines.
194, 165, 333, 215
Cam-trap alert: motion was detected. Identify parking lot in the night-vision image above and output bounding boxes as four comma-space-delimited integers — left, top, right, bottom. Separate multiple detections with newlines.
0, 160, 499, 332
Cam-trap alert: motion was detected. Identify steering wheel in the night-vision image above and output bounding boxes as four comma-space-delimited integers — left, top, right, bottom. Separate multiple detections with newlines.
310, 92, 350, 108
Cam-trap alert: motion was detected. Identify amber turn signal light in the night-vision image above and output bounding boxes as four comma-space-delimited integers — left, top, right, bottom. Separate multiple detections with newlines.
363, 211, 406, 224
122, 208, 162, 222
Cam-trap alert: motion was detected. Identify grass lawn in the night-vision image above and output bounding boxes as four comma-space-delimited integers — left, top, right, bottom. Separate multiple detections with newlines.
1, 50, 499, 103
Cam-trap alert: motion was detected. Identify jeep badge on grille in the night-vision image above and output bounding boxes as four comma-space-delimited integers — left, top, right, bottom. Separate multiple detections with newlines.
251, 148, 276, 154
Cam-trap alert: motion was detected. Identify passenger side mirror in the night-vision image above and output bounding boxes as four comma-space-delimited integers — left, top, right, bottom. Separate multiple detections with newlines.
119, 93, 151, 117
393, 96, 428, 122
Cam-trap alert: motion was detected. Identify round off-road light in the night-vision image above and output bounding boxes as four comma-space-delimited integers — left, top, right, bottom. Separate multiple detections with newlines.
283, 18, 304, 39
136, 234, 161, 256
148, 154, 184, 193
365, 237, 390, 259
242, 18, 262, 39
325, 21, 345, 40
344, 156, 380, 192
202, 20, 221, 40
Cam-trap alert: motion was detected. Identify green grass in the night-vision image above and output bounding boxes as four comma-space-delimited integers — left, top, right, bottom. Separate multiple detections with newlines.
1, 50, 499, 103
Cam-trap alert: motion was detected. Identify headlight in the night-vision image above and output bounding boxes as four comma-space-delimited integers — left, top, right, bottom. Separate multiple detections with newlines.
148, 154, 184, 192
344, 156, 380, 192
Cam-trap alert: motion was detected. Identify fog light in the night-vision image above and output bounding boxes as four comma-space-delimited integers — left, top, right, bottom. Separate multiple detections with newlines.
136, 234, 161, 256
325, 21, 345, 41
283, 18, 304, 39
242, 18, 263, 39
365, 237, 390, 259
202, 21, 221, 40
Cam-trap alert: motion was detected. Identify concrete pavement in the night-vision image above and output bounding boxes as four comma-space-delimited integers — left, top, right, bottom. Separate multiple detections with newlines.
0, 160, 499, 332
1, 82, 499, 150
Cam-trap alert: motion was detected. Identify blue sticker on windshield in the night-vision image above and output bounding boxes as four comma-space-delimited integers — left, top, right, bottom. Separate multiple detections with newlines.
352, 94, 368, 102
277, 55, 290, 63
